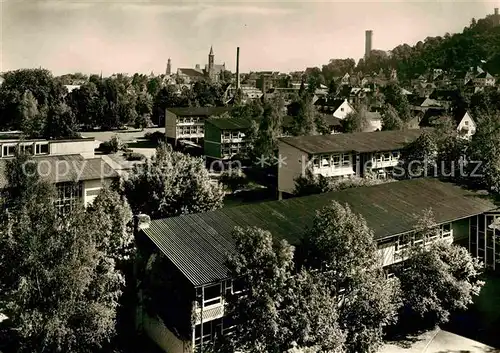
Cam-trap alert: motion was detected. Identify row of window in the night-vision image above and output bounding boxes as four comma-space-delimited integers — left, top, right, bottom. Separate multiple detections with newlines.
221, 143, 246, 158
197, 279, 245, 309
2, 142, 49, 158
176, 117, 202, 124
372, 151, 400, 163
177, 126, 203, 136
222, 131, 245, 140
312, 153, 351, 168
395, 223, 452, 253
54, 182, 83, 217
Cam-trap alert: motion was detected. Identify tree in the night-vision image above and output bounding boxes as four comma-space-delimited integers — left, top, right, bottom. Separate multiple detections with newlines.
395, 209, 484, 329
303, 202, 401, 353
381, 104, 404, 131
223, 226, 345, 353
397, 131, 438, 179
381, 84, 412, 123
45, 102, 81, 139
18, 90, 46, 138
0, 155, 123, 353
466, 110, 500, 192
342, 107, 370, 133
123, 143, 224, 219
289, 95, 320, 136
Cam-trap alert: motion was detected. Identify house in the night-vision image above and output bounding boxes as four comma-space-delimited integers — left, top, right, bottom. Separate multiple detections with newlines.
204, 117, 251, 160
420, 109, 476, 140
165, 107, 231, 145
428, 89, 460, 110
277, 129, 426, 195
409, 97, 445, 114
473, 71, 496, 87
135, 178, 498, 353
0, 137, 118, 214
314, 98, 355, 120
414, 82, 437, 97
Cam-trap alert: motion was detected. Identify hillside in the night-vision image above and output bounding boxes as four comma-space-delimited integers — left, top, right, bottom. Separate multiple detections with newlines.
359, 12, 500, 79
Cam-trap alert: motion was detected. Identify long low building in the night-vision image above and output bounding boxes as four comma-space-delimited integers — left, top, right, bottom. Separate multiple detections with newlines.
278, 128, 427, 195
135, 178, 499, 353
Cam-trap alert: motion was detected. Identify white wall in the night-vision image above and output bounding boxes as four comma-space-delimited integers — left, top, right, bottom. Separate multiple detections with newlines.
333, 100, 354, 120
83, 178, 113, 206
49, 140, 95, 159
457, 112, 476, 139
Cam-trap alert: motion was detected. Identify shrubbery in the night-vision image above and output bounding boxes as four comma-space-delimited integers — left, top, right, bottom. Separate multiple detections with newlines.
98, 136, 126, 154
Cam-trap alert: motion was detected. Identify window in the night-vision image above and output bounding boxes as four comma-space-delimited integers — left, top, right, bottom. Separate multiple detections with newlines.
321, 155, 330, 167
464, 121, 469, 126
340, 107, 344, 112
342, 154, 350, 166
375, 153, 382, 162
392, 151, 400, 159
332, 154, 340, 167
441, 223, 452, 238
312, 157, 319, 168
2, 145, 15, 157
203, 283, 222, 307
36, 143, 49, 155
54, 182, 83, 217
383, 152, 391, 161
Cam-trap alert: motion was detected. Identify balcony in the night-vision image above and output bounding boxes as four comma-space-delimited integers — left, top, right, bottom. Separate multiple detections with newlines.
194, 303, 225, 325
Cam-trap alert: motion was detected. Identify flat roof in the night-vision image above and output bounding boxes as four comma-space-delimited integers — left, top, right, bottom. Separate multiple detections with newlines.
166, 107, 231, 117
0, 154, 118, 188
279, 129, 428, 154
142, 178, 497, 286
206, 117, 252, 130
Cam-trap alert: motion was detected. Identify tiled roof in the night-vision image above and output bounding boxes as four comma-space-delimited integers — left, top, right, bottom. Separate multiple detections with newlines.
0, 154, 118, 188
166, 107, 231, 117
279, 128, 427, 154
206, 117, 252, 130
141, 178, 497, 286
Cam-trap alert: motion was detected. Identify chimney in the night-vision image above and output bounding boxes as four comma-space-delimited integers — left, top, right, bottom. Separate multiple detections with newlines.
365, 30, 373, 59
195, 64, 200, 70
495, 7, 499, 15
236, 47, 241, 90
262, 75, 267, 101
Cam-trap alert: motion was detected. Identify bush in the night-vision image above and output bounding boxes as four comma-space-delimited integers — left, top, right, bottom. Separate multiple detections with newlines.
219, 169, 248, 192
99, 136, 126, 154
144, 131, 166, 144
124, 152, 146, 161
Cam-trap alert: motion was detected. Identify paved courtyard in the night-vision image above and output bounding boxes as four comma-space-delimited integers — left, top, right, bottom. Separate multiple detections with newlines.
380, 328, 499, 353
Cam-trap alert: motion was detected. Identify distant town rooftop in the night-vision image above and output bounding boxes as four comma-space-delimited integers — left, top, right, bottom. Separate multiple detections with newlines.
279, 129, 428, 154
140, 178, 497, 287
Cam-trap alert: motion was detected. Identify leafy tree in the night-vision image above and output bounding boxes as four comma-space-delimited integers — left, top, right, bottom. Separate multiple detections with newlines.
342, 107, 370, 133
44, 102, 81, 139
397, 131, 438, 179
223, 226, 295, 353
466, 110, 500, 192
123, 143, 224, 219
289, 95, 320, 136
152, 85, 182, 126
381, 84, 412, 123
219, 169, 248, 192
0, 155, 123, 353
223, 226, 345, 353
303, 202, 401, 353
67, 81, 104, 130
18, 90, 46, 139
381, 104, 404, 131
395, 209, 484, 329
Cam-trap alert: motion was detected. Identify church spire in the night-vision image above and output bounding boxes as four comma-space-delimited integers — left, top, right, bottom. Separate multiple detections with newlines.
209, 45, 214, 56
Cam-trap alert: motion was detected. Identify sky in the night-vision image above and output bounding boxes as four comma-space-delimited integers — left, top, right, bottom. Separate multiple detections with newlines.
0, 0, 498, 76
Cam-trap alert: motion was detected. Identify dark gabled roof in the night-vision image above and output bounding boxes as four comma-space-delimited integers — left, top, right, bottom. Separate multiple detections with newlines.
418, 108, 445, 127
279, 129, 427, 154
314, 98, 345, 110
206, 117, 252, 130
166, 107, 230, 117
0, 154, 118, 188
177, 68, 205, 77
142, 178, 497, 286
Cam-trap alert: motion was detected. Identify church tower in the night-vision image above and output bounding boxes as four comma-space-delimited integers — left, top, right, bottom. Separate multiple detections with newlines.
166, 58, 171, 75
208, 46, 215, 80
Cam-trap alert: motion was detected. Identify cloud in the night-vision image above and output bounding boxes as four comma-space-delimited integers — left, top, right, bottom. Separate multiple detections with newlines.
192, 4, 294, 27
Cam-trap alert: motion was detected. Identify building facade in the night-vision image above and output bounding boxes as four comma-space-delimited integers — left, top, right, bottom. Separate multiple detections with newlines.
135, 178, 498, 353
204, 117, 250, 160
165, 107, 231, 145
277, 129, 425, 195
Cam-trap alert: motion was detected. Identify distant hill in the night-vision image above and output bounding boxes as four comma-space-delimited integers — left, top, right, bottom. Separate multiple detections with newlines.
358, 11, 500, 80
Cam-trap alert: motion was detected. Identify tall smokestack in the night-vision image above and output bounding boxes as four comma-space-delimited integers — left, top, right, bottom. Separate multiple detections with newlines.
365, 30, 373, 59
236, 47, 240, 90
495, 7, 499, 15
